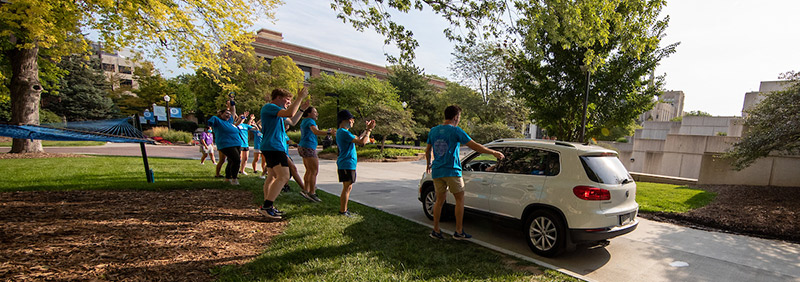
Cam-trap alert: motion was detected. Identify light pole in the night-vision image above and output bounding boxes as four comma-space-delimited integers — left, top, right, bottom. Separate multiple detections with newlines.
163, 95, 171, 130
579, 65, 591, 143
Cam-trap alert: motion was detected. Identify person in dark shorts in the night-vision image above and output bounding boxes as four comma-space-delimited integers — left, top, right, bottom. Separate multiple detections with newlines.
335, 110, 376, 216
236, 113, 252, 175
258, 87, 308, 220
297, 107, 334, 202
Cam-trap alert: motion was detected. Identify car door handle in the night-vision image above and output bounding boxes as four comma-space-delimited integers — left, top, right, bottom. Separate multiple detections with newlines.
525, 185, 536, 191
481, 180, 491, 185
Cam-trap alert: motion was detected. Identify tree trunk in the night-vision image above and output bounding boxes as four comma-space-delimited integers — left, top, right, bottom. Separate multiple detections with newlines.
9, 44, 44, 153
380, 136, 386, 154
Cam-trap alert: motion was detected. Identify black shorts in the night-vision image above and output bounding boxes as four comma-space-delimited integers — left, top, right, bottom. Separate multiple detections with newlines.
338, 169, 357, 183
263, 151, 289, 168
241, 147, 250, 151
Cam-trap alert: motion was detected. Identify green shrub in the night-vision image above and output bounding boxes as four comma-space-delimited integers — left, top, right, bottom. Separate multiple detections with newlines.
287, 130, 302, 144
143, 126, 193, 144
321, 144, 423, 159
468, 123, 523, 144
615, 137, 629, 143
40, 109, 62, 124
161, 130, 193, 144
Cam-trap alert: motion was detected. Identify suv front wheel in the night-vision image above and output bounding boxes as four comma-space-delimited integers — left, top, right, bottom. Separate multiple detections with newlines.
421, 186, 453, 221
525, 210, 566, 257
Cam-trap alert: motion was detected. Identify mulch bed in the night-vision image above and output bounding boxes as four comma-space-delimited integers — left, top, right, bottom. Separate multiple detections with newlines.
638, 184, 800, 243
0, 190, 286, 281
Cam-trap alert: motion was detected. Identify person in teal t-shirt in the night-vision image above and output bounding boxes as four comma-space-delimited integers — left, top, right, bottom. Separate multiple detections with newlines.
258, 87, 308, 221
248, 116, 265, 177
335, 110, 376, 217
297, 107, 334, 202
207, 100, 245, 185
425, 105, 504, 240
236, 116, 252, 175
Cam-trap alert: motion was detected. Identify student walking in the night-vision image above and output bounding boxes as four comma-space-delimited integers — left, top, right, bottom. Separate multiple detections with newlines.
199, 126, 216, 165
297, 107, 333, 202
258, 87, 308, 220
426, 105, 504, 240
207, 100, 245, 185
336, 110, 376, 216
249, 116, 266, 178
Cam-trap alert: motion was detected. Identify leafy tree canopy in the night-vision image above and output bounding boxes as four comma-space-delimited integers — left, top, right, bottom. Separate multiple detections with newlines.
387, 64, 441, 129
509, 0, 677, 141
42, 54, 116, 121
724, 71, 800, 170
685, 110, 712, 117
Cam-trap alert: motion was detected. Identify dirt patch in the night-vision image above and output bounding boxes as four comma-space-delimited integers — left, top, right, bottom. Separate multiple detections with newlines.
0, 190, 285, 281
639, 184, 800, 243
0, 153, 89, 159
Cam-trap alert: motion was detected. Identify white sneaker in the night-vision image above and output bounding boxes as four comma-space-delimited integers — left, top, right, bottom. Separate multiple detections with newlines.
240, 171, 248, 175
258, 175, 266, 179
230, 179, 240, 185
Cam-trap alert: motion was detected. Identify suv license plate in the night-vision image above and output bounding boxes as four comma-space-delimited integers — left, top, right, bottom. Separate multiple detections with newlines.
619, 212, 635, 225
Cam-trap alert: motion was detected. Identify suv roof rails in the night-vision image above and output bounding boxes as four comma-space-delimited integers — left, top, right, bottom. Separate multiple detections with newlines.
554, 141, 575, 147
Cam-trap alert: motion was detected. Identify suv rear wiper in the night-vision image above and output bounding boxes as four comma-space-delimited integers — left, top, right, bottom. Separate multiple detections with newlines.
621, 178, 633, 185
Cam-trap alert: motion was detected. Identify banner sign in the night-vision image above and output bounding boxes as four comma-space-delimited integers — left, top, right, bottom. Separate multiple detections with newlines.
169, 107, 182, 118
153, 106, 166, 117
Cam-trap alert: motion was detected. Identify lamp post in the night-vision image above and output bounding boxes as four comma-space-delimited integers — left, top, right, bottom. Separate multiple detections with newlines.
325, 92, 339, 113
163, 95, 171, 130
579, 65, 591, 143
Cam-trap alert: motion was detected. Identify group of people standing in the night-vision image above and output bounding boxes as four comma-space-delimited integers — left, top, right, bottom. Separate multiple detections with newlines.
204, 87, 375, 220
204, 87, 493, 241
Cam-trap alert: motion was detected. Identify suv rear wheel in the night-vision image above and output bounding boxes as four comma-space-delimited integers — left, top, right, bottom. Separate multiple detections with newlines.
525, 210, 566, 257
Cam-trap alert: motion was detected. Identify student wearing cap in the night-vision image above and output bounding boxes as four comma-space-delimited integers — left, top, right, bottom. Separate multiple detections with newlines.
335, 110, 376, 217
258, 87, 308, 220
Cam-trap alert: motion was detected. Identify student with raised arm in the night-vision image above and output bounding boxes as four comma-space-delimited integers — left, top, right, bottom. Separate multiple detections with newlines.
426, 105, 504, 240
335, 110, 376, 217
258, 87, 308, 220
207, 99, 245, 185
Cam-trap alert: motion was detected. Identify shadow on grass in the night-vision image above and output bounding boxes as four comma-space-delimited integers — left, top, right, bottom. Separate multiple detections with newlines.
214, 188, 539, 281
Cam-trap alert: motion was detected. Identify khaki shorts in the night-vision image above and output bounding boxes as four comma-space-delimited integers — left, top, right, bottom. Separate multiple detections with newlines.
433, 177, 465, 195
199, 144, 215, 153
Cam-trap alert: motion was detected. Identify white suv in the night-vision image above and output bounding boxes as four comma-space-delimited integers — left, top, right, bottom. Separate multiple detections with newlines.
417, 139, 639, 257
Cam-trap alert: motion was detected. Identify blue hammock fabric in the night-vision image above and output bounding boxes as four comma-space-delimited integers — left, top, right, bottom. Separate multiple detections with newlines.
0, 118, 153, 144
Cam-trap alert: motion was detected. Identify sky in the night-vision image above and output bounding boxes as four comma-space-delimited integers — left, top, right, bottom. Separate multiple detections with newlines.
159, 0, 800, 117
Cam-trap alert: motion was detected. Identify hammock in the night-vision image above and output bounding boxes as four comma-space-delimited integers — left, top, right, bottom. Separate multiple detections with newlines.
0, 118, 153, 144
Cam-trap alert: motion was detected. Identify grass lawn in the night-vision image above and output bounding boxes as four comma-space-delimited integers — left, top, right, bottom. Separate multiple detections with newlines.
0, 156, 575, 282
636, 182, 717, 213
0, 140, 106, 147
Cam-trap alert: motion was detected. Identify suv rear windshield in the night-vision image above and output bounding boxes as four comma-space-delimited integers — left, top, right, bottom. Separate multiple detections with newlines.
580, 155, 632, 184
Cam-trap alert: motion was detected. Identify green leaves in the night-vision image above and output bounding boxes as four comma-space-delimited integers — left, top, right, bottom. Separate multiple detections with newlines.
724, 72, 800, 170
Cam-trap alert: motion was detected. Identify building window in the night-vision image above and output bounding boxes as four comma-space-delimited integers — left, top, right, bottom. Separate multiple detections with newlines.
102, 63, 115, 72
118, 65, 133, 74
297, 65, 312, 81
120, 79, 133, 88
321, 70, 335, 76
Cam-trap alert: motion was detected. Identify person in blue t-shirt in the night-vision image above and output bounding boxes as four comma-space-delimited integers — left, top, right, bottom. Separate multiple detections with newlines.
207, 100, 246, 185
297, 107, 334, 202
425, 105, 504, 240
258, 87, 308, 220
248, 116, 265, 178
236, 114, 252, 175
335, 110, 376, 217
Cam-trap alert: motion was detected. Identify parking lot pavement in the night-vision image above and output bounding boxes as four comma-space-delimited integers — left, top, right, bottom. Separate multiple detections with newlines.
29, 143, 800, 282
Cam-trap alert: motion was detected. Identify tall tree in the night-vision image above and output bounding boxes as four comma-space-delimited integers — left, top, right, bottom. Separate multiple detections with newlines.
310, 73, 415, 148
724, 71, 800, 170
218, 51, 304, 115
43, 54, 115, 121
450, 43, 510, 102
508, 0, 677, 141
387, 64, 440, 129
1, 0, 281, 152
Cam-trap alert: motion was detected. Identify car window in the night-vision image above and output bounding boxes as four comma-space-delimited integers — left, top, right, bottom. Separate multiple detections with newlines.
580, 155, 632, 184
462, 153, 498, 172
494, 147, 549, 175
543, 151, 560, 176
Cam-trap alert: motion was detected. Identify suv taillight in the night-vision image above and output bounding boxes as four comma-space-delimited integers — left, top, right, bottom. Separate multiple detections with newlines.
573, 186, 610, 201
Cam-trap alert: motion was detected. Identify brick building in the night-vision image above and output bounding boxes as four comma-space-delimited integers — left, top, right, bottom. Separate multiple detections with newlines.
251, 29, 446, 88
